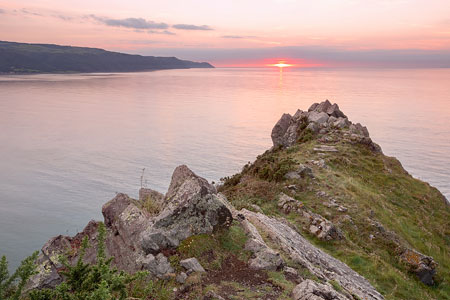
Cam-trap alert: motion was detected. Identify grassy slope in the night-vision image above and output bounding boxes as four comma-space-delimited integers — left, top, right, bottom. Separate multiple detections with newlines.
219, 127, 450, 300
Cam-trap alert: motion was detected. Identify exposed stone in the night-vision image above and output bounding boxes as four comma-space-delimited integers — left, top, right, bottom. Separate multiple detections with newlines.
176, 272, 188, 284
306, 122, 319, 133
139, 188, 165, 214
333, 117, 350, 128
278, 193, 302, 214
204, 290, 226, 300
239, 215, 284, 271
180, 258, 206, 273
308, 111, 329, 124
398, 247, 437, 285
304, 210, 343, 241
141, 166, 232, 254
293, 279, 348, 300
313, 145, 338, 153
241, 210, 384, 300
142, 253, 174, 278
271, 113, 293, 147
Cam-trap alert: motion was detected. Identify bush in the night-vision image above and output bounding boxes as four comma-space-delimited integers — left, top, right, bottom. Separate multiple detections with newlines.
0, 251, 39, 300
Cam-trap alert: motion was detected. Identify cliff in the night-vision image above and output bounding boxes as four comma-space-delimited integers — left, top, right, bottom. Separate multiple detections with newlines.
0, 41, 213, 74
25, 101, 450, 300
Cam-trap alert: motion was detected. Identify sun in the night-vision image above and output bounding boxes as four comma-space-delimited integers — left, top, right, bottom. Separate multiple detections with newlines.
268, 60, 293, 68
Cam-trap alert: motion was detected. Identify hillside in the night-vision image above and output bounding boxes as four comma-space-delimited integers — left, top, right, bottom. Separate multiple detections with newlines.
0, 41, 213, 74
1, 101, 448, 300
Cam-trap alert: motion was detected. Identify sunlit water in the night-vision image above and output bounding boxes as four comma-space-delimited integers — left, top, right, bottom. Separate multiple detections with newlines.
1, 68, 449, 269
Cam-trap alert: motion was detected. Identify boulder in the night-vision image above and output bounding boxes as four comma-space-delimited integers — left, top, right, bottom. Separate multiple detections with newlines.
180, 258, 206, 273
303, 210, 343, 241
308, 111, 329, 124
141, 166, 232, 254
278, 193, 302, 214
333, 117, 350, 128
326, 103, 347, 118
399, 248, 437, 285
306, 122, 319, 133
271, 113, 293, 147
292, 280, 348, 300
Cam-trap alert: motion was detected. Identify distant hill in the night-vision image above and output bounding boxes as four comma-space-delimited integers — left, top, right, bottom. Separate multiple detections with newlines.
0, 41, 213, 74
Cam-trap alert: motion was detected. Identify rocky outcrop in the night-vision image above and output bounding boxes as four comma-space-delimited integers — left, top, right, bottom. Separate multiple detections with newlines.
271, 100, 381, 152
141, 165, 232, 254
292, 280, 348, 300
240, 209, 384, 300
29, 165, 232, 290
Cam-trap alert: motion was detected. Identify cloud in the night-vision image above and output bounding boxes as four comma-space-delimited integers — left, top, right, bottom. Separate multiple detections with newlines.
172, 24, 213, 31
149, 30, 176, 35
92, 16, 169, 30
0, 8, 5, 14
20, 8, 42, 16
221, 35, 257, 39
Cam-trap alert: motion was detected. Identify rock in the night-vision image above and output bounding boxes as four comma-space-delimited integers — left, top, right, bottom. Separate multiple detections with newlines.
285, 165, 314, 180
241, 210, 384, 300
337, 206, 348, 212
284, 266, 298, 277
305, 211, 343, 241
240, 216, 284, 271
176, 272, 188, 284
306, 122, 319, 133
271, 113, 293, 147
180, 258, 206, 273
398, 248, 437, 285
250, 204, 264, 213
204, 291, 226, 300
142, 253, 174, 278
310, 100, 332, 114
292, 279, 348, 300
326, 103, 347, 118
350, 123, 369, 137
285, 171, 301, 180
293, 109, 308, 120
278, 193, 302, 214
333, 117, 350, 128
313, 145, 338, 152
308, 111, 329, 124
308, 102, 319, 112
141, 166, 232, 254
327, 116, 338, 124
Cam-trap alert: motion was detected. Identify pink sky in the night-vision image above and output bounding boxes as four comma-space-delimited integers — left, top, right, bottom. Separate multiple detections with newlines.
1, 0, 449, 67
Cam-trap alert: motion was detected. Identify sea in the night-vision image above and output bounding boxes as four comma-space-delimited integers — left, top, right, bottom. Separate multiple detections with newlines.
1, 67, 449, 269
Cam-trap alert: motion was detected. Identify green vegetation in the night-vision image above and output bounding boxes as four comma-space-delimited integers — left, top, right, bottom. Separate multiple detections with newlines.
28, 223, 147, 300
220, 128, 450, 300
1, 252, 39, 300
0, 41, 213, 74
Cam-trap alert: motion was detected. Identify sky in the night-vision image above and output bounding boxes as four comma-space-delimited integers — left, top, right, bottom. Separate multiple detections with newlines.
1, 0, 450, 67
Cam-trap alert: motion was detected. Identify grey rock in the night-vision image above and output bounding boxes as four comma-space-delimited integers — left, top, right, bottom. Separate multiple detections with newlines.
326, 103, 347, 118
180, 257, 206, 273
333, 117, 350, 128
285, 171, 301, 180
142, 253, 174, 278
293, 280, 348, 300
308, 102, 319, 112
327, 116, 338, 124
141, 166, 232, 254
271, 113, 293, 147
176, 272, 188, 284
204, 291, 226, 300
241, 210, 384, 300
306, 122, 319, 133
308, 111, 329, 124
241, 218, 284, 271
278, 193, 301, 214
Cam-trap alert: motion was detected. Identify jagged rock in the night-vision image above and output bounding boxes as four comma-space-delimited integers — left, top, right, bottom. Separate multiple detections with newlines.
141, 166, 232, 254
398, 248, 437, 285
308, 111, 329, 124
349, 123, 369, 137
333, 117, 350, 128
292, 279, 348, 300
204, 291, 226, 300
241, 210, 384, 300
142, 253, 174, 278
180, 258, 205, 273
271, 113, 293, 147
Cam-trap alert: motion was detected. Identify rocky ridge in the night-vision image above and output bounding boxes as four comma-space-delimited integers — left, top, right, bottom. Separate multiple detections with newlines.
27, 100, 449, 300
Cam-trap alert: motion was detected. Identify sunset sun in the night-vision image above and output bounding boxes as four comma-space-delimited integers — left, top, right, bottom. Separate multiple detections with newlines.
267, 60, 294, 68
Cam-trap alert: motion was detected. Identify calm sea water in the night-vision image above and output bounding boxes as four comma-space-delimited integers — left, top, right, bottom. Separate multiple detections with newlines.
1, 68, 449, 269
